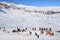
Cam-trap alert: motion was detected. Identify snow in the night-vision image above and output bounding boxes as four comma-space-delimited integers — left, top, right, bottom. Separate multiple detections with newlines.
0, 27, 60, 40
0, 2, 60, 27
0, 2, 60, 40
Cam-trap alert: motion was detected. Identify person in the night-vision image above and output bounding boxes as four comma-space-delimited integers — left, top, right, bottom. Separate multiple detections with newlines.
3, 27, 5, 32
40, 30, 44, 34
29, 31, 32, 35
17, 26, 21, 32
17, 28, 21, 32
22, 29, 26, 32
46, 28, 48, 31
12, 29, 17, 33
25, 28, 27, 30
35, 32, 39, 38
49, 28, 52, 31
32, 28, 36, 31
46, 31, 50, 35
37, 35, 39, 38
39, 28, 41, 30
50, 33, 54, 36
0, 28, 1, 29
41, 28, 43, 31
35, 32, 37, 36
56, 31, 60, 33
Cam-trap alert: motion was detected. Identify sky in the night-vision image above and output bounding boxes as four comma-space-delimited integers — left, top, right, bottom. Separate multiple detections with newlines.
0, 0, 60, 7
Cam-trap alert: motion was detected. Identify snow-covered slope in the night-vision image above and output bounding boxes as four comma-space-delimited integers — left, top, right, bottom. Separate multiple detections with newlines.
0, 2, 60, 28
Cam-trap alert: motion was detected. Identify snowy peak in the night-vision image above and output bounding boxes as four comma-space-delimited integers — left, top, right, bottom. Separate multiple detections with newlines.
0, 2, 20, 9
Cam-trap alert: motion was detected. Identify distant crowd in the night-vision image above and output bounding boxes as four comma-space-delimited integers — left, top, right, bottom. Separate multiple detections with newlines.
0, 27, 60, 38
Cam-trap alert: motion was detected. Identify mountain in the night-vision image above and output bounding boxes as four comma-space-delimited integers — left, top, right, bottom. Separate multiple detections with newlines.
0, 2, 60, 28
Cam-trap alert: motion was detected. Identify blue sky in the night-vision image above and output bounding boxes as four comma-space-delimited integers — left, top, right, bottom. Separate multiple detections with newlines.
0, 0, 60, 7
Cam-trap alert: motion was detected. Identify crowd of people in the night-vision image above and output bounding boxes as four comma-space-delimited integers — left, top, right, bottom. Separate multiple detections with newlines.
0, 27, 56, 38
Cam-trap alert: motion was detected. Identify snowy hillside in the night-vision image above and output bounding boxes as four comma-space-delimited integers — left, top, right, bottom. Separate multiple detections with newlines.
0, 2, 60, 28
0, 2, 60, 40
